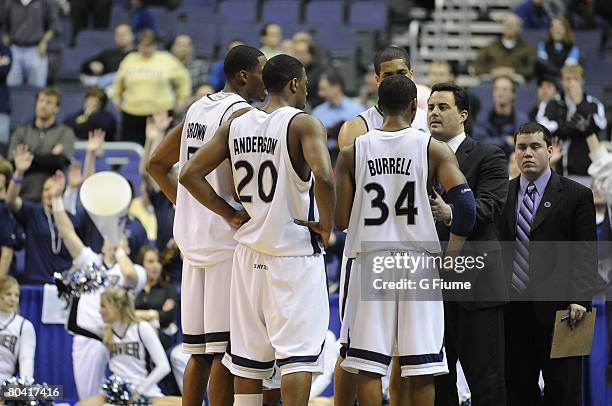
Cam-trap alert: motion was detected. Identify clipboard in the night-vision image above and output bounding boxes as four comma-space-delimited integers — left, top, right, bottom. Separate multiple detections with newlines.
550, 309, 597, 359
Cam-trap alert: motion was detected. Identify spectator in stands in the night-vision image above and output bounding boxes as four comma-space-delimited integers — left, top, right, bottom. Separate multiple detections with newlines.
138, 112, 181, 283
7, 87, 75, 201
1, 0, 59, 87
293, 40, 327, 108
537, 64, 607, 178
194, 83, 215, 99
359, 68, 378, 109
80, 24, 134, 89
70, 0, 112, 45
473, 75, 529, 156
529, 76, 559, 120
536, 16, 580, 80
567, 0, 597, 29
6, 145, 76, 284
134, 246, 178, 350
64, 86, 117, 141
111, 30, 191, 145
514, 0, 552, 29
427, 60, 481, 134
130, 0, 156, 36
312, 70, 364, 130
170, 34, 208, 91
0, 44, 11, 156
472, 13, 537, 82
207, 39, 244, 92
0, 159, 23, 278
259, 23, 283, 60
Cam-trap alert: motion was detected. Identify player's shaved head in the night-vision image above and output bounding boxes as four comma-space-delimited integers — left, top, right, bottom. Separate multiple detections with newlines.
262, 54, 304, 92
378, 75, 417, 115
223, 45, 265, 79
374, 46, 411, 75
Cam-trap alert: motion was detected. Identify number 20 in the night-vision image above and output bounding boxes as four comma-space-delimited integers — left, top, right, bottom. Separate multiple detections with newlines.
234, 160, 278, 203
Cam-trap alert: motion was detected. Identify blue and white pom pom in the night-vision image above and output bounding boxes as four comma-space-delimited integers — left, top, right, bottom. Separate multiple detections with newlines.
1, 377, 55, 405
102, 376, 149, 406
54, 262, 108, 300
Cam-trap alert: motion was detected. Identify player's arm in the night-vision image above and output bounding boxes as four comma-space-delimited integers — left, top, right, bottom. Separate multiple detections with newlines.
178, 119, 245, 227
294, 114, 335, 245
338, 116, 367, 150
49, 171, 86, 259
334, 145, 355, 230
147, 121, 184, 205
429, 139, 476, 251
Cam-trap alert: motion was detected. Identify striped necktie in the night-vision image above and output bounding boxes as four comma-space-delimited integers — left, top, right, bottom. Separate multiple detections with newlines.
512, 182, 536, 294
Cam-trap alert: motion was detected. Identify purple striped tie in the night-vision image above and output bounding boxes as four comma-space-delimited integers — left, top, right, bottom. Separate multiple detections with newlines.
512, 183, 536, 294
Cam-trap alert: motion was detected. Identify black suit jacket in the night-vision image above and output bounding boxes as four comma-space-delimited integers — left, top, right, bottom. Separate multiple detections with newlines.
498, 172, 598, 327
437, 136, 510, 309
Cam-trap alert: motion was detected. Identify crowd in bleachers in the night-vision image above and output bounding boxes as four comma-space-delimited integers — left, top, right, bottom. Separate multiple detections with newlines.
0, 0, 612, 403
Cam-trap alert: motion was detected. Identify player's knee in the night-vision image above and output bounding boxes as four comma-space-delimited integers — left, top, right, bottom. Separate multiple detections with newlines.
190, 353, 214, 365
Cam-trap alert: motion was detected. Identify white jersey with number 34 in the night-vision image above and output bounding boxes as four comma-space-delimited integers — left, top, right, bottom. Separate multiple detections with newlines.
344, 128, 440, 258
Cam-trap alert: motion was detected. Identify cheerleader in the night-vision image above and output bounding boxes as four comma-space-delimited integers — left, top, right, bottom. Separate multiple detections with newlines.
48, 171, 147, 399
0, 276, 36, 381
79, 288, 180, 406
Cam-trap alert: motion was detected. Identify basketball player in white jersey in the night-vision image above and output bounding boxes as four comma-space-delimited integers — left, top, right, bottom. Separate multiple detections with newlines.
334, 45, 428, 406
147, 45, 267, 406
0, 276, 36, 382
47, 171, 147, 399
335, 75, 476, 406
79, 288, 180, 406
179, 54, 334, 406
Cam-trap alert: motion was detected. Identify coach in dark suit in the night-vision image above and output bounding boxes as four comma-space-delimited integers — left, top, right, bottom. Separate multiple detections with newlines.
498, 122, 597, 405
428, 83, 509, 406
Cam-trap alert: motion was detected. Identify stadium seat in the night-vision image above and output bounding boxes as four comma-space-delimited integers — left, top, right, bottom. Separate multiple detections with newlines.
217, 0, 258, 23
312, 25, 356, 53
9, 86, 37, 128
177, 21, 218, 57
349, 1, 388, 32
305, 0, 345, 25
261, 0, 301, 25
220, 23, 261, 48
59, 46, 99, 80
75, 30, 116, 50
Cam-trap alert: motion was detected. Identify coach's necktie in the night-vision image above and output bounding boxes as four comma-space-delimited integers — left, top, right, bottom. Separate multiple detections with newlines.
512, 182, 536, 294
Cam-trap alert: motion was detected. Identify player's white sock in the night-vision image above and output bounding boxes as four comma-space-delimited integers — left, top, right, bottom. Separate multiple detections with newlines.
233, 394, 263, 406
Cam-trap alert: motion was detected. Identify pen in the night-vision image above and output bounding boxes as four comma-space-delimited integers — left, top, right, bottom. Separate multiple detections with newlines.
560, 314, 571, 322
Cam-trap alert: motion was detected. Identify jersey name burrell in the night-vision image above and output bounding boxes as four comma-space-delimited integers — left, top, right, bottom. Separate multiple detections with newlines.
344, 128, 440, 258
175, 92, 250, 267
228, 107, 323, 256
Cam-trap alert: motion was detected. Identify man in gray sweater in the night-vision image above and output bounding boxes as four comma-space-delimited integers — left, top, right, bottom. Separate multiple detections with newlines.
8, 87, 75, 201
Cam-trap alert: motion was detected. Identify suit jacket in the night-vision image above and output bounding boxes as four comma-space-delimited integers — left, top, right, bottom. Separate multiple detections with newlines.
437, 136, 510, 309
498, 172, 598, 327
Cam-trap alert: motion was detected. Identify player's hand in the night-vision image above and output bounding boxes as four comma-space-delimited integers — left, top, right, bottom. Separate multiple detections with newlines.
228, 209, 250, 229
429, 190, 452, 223
294, 219, 331, 246
568, 303, 586, 329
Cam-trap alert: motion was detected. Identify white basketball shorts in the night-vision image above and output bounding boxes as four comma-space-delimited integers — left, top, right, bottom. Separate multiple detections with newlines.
181, 259, 232, 354
341, 254, 448, 377
223, 244, 329, 380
